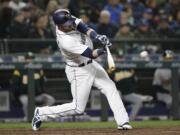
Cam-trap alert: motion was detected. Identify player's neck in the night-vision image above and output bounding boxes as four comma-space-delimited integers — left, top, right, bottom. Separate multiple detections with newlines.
58, 26, 73, 33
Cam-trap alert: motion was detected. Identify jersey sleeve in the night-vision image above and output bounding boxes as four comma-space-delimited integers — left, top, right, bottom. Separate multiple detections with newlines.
60, 36, 88, 55
71, 16, 82, 26
153, 69, 161, 85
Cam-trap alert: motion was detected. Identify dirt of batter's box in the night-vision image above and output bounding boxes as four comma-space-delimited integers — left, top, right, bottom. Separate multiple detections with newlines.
0, 127, 180, 135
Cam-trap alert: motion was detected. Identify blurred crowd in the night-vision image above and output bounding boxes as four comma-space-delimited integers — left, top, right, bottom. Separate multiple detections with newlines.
0, 0, 180, 40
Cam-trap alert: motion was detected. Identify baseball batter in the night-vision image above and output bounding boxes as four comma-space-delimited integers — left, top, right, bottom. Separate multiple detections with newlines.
32, 9, 132, 131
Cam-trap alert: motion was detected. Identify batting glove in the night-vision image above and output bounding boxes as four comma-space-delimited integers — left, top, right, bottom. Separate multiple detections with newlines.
95, 34, 112, 47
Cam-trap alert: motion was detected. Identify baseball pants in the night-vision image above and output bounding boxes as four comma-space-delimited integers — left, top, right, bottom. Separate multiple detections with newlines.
38, 61, 129, 125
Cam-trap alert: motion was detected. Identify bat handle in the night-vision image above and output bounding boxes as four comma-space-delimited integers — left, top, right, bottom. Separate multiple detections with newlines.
105, 45, 110, 54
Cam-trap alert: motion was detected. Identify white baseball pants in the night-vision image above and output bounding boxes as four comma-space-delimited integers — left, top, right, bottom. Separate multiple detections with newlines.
38, 61, 129, 125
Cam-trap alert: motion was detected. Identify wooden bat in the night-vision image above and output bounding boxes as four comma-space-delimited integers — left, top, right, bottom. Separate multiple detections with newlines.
105, 46, 116, 73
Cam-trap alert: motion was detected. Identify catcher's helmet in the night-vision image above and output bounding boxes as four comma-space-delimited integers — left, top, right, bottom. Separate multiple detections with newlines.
52, 9, 73, 25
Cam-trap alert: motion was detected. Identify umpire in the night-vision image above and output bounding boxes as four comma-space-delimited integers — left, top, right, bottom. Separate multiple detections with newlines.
11, 52, 55, 121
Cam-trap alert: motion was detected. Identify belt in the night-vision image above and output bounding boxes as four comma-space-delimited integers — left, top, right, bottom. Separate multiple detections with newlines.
67, 59, 92, 67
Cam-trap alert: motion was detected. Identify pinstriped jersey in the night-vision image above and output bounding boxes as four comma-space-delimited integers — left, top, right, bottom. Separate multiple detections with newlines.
56, 27, 93, 66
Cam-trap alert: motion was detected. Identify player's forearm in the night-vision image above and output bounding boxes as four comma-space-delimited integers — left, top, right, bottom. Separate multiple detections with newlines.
76, 21, 111, 47
76, 21, 98, 40
81, 47, 106, 59
92, 48, 106, 58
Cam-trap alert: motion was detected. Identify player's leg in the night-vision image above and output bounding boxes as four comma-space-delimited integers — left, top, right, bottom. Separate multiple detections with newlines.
123, 93, 148, 120
92, 61, 131, 129
19, 95, 28, 121
32, 67, 94, 131
34, 66, 94, 121
157, 92, 172, 108
35, 93, 55, 106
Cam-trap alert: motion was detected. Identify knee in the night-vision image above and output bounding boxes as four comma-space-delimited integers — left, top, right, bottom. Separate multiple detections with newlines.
101, 81, 117, 94
47, 96, 56, 106
74, 108, 84, 115
19, 95, 28, 105
66, 102, 85, 115
133, 101, 143, 108
42, 94, 56, 106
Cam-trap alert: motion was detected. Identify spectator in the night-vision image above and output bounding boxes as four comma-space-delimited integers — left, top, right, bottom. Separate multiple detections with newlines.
9, 0, 27, 11
68, 0, 103, 23
130, 0, 145, 24
58, 0, 70, 9
119, 11, 134, 26
110, 69, 153, 120
46, 0, 60, 36
88, 0, 108, 23
28, 0, 43, 19
46, 0, 59, 15
164, 0, 180, 19
0, 0, 15, 38
104, 0, 124, 25
22, 5, 34, 22
28, 11, 55, 53
142, 8, 155, 28
134, 18, 155, 38
115, 23, 134, 38
156, 14, 175, 38
8, 6, 32, 38
114, 23, 134, 55
30, 0, 50, 11
29, 11, 52, 39
174, 10, 180, 37
96, 10, 118, 38
11, 52, 55, 121
145, 0, 160, 13
68, 0, 91, 17
79, 9, 97, 30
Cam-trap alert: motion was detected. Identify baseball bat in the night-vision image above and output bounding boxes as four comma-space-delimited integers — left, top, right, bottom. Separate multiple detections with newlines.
106, 46, 116, 72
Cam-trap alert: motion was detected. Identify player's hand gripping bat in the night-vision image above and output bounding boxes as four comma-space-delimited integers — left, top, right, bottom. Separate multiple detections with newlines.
105, 45, 116, 73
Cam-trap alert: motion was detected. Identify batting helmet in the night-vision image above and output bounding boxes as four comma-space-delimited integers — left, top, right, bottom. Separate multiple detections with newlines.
52, 9, 73, 25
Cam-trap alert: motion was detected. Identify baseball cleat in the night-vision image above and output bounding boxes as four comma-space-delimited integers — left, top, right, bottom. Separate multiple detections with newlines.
118, 122, 133, 130
32, 108, 42, 131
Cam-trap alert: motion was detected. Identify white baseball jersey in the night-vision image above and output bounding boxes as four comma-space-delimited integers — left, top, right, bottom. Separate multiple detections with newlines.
153, 68, 172, 107
36, 20, 129, 126
153, 68, 171, 91
56, 28, 93, 66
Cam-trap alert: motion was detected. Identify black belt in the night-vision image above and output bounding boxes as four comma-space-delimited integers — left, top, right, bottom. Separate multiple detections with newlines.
78, 59, 92, 67
67, 60, 92, 67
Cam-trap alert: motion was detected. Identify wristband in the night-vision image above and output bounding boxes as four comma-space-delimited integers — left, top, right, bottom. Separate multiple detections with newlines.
89, 31, 98, 40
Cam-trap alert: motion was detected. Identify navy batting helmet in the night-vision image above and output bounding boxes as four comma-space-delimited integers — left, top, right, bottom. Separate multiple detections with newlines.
52, 9, 73, 25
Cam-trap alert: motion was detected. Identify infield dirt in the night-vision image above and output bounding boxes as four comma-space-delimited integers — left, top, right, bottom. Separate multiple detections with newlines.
0, 127, 180, 135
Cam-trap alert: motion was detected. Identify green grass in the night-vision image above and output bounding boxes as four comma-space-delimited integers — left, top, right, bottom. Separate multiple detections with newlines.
0, 120, 180, 129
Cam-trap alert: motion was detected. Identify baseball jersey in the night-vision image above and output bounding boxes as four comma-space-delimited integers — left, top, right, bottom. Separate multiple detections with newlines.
153, 68, 171, 91
56, 20, 93, 66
